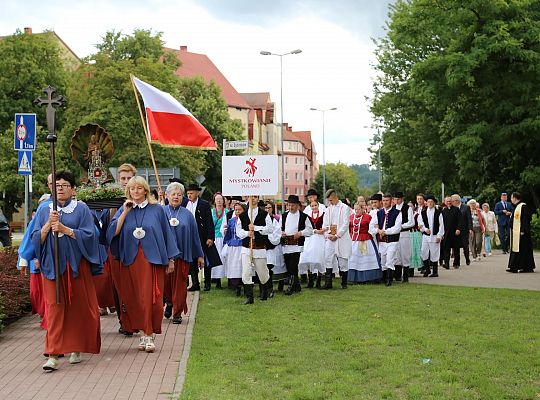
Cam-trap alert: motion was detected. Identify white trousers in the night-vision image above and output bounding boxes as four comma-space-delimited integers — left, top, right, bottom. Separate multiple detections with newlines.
396, 231, 411, 267
324, 240, 349, 272
379, 242, 398, 271
241, 255, 270, 285
421, 240, 441, 262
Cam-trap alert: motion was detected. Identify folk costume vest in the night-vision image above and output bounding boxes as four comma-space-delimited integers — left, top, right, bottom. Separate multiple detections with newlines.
377, 207, 400, 243
421, 208, 442, 236
239, 209, 268, 249
281, 211, 308, 246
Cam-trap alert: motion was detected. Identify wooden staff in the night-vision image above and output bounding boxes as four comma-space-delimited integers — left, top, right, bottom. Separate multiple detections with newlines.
34, 86, 65, 304
130, 74, 162, 193
249, 198, 255, 267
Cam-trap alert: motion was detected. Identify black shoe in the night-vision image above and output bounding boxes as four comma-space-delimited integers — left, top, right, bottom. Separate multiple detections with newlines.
235, 286, 242, 297
300, 274, 308, 284
506, 269, 518, 273
422, 260, 431, 277
277, 280, 284, 291
188, 285, 200, 292
519, 269, 535, 273
215, 279, 222, 289
172, 315, 182, 324
443, 264, 450, 270
409, 268, 415, 277
164, 303, 173, 319
243, 284, 254, 304
402, 267, 409, 282
466, 259, 471, 266
315, 274, 322, 289
204, 282, 211, 292
260, 280, 269, 301
293, 275, 302, 293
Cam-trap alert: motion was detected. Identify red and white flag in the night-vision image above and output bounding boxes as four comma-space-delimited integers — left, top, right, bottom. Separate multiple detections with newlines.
132, 76, 216, 149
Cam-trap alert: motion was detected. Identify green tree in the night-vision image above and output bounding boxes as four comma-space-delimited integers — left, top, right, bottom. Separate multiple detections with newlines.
371, 0, 540, 208
312, 163, 359, 202
0, 31, 68, 218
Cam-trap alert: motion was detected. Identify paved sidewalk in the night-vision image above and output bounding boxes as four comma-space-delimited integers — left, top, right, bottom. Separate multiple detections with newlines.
0, 292, 197, 400
411, 252, 540, 291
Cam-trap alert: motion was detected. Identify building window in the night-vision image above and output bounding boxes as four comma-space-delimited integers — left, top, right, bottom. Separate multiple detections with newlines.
305, 164, 308, 170
285, 172, 289, 180
285, 187, 289, 194
295, 188, 299, 194
295, 157, 299, 164
285, 156, 288, 164
300, 188, 304, 195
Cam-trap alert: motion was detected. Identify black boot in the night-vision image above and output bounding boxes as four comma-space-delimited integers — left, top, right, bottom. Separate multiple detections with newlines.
259, 283, 264, 300
300, 274, 308, 284
267, 270, 274, 298
409, 268, 415, 277
294, 275, 302, 292
306, 272, 314, 288
277, 280, 284, 291
204, 268, 211, 291
235, 285, 242, 297
394, 265, 403, 282
402, 267, 409, 283
188, 266, 200, 291
315, 273, 322, 289
285, 275, 295, 295
243, 284, 254, 305
340, 271, 348, 289
164, 302, 173, 319
382, 269, 388, 284
215, 279, 222, 289
323, 268, 333, 289
422, 260, 431, 277
385, 269, 393, 286
429, 261, 439, 277
260, 280, 268, 301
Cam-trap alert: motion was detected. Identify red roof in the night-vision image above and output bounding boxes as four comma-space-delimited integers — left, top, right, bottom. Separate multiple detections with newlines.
167, 46, 251, 109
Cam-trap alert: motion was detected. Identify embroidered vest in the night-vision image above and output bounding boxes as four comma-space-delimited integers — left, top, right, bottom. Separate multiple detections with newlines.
240, 209, 268, 248
281, 211, 308, 246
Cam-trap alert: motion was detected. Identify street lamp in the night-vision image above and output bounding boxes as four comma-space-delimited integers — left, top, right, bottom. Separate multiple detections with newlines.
260, 49, 302, 214
310, 107, 337, 202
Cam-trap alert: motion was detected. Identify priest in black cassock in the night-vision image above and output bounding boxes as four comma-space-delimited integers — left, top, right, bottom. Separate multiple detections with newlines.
507, 192, 535, 273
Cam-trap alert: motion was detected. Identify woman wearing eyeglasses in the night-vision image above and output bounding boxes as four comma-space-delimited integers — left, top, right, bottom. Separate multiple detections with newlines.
31, 171, 102, 372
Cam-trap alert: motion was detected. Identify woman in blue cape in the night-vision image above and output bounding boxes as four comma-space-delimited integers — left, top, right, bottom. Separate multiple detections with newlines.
107, 176, 179, 353
162, 182, 204, 324
31, 171, 101, 372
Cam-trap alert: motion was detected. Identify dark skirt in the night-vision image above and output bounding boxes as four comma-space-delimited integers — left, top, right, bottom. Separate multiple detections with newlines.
93, 259, 115, 308
164, 259, 190, 317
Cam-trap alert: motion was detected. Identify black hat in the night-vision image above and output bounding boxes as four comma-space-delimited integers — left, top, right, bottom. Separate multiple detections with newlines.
425, 195, 438, 203
286, 195, 301, 204
257, 200, 265, 208
231, 195, 243, 202
370, 193, 382, 201
169, 178, 182, 184
306, 188, 319, 197
186, 184, 201, 191
393, 191, 404, 198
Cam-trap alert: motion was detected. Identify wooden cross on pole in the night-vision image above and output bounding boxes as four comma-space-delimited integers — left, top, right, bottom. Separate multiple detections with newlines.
34, 86, 65, 304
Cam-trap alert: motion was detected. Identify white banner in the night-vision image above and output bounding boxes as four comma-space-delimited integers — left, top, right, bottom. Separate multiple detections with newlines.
222, 155, 278, 195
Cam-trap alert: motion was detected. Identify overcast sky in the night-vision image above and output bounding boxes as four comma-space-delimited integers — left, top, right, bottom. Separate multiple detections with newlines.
1, 0, 392, 166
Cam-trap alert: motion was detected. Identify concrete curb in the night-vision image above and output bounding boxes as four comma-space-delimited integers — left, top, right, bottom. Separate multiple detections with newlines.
172, 290, 199, 398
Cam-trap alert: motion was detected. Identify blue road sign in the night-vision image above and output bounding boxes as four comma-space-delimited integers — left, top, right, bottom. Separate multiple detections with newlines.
18, 150, 32, 175
14, 113, 37, 151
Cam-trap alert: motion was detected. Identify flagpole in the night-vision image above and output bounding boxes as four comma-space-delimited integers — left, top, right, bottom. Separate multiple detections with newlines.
130, 74, 162, 192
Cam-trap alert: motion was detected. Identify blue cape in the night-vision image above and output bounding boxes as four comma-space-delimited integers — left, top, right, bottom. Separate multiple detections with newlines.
163, 205, 204, 262
107, 203, 179, 266
18, 199, 52, 274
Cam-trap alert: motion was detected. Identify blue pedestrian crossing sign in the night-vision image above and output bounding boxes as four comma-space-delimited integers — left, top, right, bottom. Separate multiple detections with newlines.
14, 113, 37, 151
18, 150, 32, 175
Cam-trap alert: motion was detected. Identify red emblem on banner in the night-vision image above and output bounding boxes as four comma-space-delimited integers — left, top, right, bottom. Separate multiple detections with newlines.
244, 157, 257, 177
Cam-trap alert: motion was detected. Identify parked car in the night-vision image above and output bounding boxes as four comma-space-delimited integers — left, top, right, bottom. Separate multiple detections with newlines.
0, 212, 12, 247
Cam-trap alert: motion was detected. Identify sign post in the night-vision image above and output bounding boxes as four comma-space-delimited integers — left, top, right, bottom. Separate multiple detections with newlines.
14, 114, 36, 232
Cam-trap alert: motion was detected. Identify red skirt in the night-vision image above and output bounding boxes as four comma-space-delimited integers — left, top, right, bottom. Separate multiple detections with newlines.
119, 247, 165, 335
93, 259, 115, 308
42, 259, 101, 355
164, 259, 190, 318
30, 273, 45, 317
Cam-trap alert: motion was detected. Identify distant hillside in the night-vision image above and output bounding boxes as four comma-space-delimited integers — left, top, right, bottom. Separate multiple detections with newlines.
350, 164, 378, 189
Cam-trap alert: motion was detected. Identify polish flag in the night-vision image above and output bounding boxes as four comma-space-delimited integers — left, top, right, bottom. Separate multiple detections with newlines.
132, 76, 216, 149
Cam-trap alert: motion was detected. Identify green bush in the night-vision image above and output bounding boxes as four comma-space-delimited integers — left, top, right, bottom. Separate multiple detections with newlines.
531, 210, 540, 250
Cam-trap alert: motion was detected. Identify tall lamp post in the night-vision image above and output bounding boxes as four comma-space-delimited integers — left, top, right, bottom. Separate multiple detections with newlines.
310, 107, 337, 201
260, 49, 302, 214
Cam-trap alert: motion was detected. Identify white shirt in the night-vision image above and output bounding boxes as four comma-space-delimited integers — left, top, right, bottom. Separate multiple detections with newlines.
395, 202, 415, 230
186, 198, 198, 216
305, 202, 326, 217
322, 200, 352, 258
282, 210, 314, 254
379, 207, 402, 236
418, 206, 445, 240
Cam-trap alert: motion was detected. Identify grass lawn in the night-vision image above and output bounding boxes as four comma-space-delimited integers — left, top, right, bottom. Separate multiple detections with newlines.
180, 282, 540, 400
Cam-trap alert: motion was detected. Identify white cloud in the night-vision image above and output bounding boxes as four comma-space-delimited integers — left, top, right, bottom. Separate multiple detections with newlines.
1, 0, 382, 166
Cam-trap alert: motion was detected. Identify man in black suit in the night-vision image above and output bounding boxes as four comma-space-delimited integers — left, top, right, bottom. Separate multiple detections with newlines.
442, 196, 462, 268
452, 194, 472, 266
493, 192, 514, 254
185, 184, 222, 291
